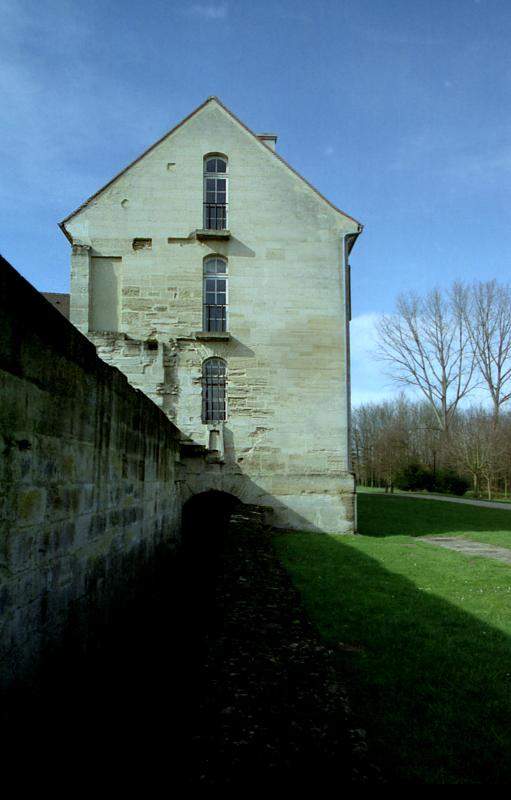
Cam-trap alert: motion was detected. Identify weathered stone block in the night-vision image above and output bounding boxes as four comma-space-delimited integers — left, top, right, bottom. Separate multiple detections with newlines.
16, 487, 47, 526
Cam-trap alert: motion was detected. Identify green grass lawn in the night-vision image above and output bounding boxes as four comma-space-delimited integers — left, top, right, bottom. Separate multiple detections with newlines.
274, 493, 511, 784
360, 484, 511, 504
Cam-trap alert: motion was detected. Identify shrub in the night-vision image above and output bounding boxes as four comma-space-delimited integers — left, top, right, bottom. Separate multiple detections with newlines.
395, 463, 470, 496
433, 470, 470, 496
395, 463, 435, 492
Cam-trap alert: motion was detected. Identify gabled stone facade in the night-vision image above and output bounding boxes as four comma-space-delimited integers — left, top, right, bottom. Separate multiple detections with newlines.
62, 97, 362, 532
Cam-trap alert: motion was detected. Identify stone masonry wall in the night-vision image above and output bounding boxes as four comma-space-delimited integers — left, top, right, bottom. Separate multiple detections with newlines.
0, 255, 183, 690
64, 99, 359, 532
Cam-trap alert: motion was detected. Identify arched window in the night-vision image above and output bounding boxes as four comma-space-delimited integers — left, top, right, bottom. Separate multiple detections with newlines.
204, 155, 228, 230
203, 255, 228, 332
202, 358, 227, 422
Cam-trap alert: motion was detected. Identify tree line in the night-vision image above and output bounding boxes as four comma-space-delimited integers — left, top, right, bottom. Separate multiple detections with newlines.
353, 280, 511, 499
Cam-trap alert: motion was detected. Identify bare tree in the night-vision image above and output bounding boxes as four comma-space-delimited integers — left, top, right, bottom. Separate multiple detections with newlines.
352, 395, 433, 488
449, 407, 510, 499
455, 280, 511, 422
353, 396, 511, 499
377, 289, 476, 434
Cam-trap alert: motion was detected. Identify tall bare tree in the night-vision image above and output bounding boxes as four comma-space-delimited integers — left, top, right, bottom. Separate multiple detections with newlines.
376, 289, 476, 434
454, 280, 511, 422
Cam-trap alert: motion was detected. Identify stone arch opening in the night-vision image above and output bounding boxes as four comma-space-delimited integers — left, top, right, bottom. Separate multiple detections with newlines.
181, 490, 241, 551
180, 491, 242, 623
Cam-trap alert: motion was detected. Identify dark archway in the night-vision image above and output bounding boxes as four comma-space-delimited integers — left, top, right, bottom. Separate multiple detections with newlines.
181, 490, 241, 549
180, 491, 242, 640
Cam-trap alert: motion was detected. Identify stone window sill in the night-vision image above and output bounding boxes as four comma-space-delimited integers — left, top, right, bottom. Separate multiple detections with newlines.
195, 331, 231, 341
195, 229, 231, 241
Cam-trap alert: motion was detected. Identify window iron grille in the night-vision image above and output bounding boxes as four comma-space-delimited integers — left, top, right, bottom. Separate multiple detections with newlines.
203, 203, 227, 230
204, 156, 228, 230
202, 358, 227, 422
203, 256, 228, 332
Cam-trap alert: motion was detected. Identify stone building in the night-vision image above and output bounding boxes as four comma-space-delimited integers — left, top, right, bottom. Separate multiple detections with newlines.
61, 97, 362, 533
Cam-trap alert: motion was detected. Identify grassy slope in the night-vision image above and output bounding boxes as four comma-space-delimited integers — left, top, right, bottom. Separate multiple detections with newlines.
274, 494, 511, 784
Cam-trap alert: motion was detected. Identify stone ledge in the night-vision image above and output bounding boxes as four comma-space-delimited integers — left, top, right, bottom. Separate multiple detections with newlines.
195, 331, 231, 341
195, 229, 231, 241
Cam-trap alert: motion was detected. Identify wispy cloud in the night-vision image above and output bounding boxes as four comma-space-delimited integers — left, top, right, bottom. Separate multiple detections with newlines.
349, 20, 445, 48
388, 130, 511, 191
446, 147, 511, 181
274, 6, 312, 23
186, 3, 228, 19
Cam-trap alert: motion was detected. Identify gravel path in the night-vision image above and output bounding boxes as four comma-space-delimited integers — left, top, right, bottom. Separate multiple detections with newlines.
419, 535, 511, 564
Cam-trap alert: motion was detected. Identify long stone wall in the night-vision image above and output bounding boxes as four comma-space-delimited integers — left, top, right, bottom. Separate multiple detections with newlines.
0, 255, 183, 690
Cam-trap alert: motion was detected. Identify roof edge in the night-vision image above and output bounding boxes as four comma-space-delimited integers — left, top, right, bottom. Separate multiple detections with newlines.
212, 97, 363, 229
59, 96, 363, 237
59, 96, 216, 234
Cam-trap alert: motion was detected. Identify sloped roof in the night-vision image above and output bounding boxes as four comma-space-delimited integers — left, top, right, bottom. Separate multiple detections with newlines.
59, 96, 363, 241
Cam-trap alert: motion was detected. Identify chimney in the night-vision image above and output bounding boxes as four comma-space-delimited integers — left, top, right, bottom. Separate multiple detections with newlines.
257, 133, 278, 152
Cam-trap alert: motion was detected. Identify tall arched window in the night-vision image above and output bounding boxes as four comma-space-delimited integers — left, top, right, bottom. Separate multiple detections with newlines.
202, 358, 227, 422
203, 255, 228, 332
204, 155, 228, 230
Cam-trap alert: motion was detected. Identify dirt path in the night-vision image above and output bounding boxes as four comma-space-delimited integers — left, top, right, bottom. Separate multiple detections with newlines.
419, 535, 511, 564
191, 505, 382, 786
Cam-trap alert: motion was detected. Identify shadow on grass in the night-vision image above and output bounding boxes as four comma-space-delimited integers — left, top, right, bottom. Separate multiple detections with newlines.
275, 531, 511, 784
358, 492, 511, 538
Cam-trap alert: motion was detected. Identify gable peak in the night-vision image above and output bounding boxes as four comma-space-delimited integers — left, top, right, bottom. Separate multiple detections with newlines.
59, 96, 362, 237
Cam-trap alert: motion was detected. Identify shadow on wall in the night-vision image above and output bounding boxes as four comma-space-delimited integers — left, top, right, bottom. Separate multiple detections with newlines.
182, 425, 351, 535
200, 235, 256, 259
1, 535, 182, 758
2, 492, 251, 777
161, 340, 256, 420
0, 249, 351, 727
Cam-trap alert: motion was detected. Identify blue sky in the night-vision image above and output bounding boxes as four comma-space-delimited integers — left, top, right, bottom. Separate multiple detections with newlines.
1, 0, 510, 403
